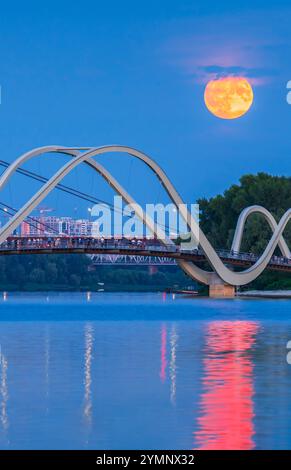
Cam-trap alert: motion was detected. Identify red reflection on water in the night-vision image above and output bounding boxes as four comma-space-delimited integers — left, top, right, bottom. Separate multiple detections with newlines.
194, 321, 259, 450
160, 324, 167, 383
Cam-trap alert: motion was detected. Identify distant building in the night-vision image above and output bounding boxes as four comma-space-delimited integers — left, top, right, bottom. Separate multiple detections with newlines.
20, 216, 94, 237
20, 221, 31, 236
69, 219, 94, 236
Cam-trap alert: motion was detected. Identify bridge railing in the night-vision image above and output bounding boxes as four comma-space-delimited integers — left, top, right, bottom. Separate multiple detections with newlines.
0, 237, 180, 252
216, 247, 291, 267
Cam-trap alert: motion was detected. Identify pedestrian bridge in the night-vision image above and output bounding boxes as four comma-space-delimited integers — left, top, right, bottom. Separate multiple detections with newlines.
0, 144, 290, 297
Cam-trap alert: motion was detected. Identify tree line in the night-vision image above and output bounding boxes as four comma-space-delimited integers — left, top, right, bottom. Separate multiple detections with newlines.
198, 172, 291, 289
0, 253, 192, 291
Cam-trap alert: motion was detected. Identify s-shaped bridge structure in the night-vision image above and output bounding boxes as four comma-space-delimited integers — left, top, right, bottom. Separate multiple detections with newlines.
0, 145, 290, 297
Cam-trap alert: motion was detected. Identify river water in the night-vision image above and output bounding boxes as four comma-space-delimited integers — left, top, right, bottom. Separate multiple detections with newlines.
0, 292, 290, 449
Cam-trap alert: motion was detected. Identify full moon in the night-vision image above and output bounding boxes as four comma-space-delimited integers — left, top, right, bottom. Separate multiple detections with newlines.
204, 76, 253, 119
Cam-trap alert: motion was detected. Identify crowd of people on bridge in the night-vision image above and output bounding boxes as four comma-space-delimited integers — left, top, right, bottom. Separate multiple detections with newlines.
1, 237, 291, 267
0, 236, 171, 252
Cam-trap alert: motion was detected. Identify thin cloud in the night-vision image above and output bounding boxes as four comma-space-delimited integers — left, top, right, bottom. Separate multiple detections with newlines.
192, 65, 278, 85
162, 8, 291, 86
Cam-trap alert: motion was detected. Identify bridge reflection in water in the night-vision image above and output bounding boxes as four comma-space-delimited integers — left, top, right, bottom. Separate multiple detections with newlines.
194, 321, 259, 450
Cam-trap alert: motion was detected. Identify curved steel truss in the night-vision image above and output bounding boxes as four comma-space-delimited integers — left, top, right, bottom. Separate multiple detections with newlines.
0, 145, 290, 286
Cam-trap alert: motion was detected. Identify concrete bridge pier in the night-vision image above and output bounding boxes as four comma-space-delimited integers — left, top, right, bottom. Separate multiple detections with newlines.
208, 275, 235, 298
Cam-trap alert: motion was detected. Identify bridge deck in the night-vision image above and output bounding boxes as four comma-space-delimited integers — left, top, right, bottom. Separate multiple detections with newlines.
0, 237, 291, 272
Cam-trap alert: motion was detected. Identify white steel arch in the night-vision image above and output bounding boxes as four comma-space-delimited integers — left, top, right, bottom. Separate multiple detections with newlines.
231, 204, 290, 258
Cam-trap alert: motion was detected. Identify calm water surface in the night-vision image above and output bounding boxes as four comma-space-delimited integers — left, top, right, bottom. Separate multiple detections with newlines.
0, 292, 290, 449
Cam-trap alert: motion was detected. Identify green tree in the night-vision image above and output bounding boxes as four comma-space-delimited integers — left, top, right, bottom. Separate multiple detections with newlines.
69, 274, 81, 287
29, 268, 46, 284
0, 258, 6, 283
46, 262, 58, 284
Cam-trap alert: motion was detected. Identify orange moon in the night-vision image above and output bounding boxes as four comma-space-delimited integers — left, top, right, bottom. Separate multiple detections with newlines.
204, 77, 253, 119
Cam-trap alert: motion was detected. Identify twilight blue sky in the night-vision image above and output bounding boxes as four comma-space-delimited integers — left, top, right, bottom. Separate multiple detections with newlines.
0, 0, 291, 217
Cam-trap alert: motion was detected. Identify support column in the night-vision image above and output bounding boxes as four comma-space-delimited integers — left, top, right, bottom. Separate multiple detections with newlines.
208, 272, 235, 298
209, 283, 235, 298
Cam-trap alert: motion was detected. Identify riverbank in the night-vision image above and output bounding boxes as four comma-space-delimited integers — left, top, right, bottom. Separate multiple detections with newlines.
239, 290, 291, 298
